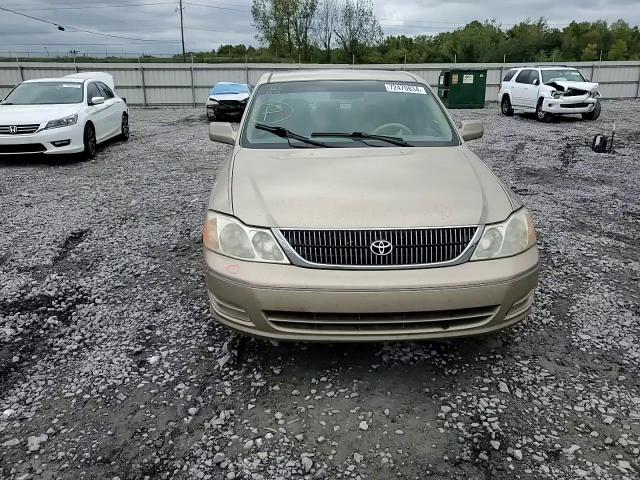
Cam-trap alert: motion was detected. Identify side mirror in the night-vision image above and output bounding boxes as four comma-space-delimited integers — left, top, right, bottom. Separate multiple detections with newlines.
459, 120, 484, 141
532, 78, 539, 86
209, 122, 236, 145
90, 96, 105, 105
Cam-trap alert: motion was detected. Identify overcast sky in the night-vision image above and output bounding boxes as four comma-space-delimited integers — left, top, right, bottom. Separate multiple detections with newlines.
1, 0, 639, 58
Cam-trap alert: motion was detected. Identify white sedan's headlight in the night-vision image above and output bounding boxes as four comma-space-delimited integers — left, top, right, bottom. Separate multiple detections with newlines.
203, 211, 288, 263
45, 114, 78, 130
471, 208, 536, 260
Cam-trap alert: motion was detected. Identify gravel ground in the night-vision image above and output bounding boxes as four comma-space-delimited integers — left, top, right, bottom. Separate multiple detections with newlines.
0, 101, 639, 480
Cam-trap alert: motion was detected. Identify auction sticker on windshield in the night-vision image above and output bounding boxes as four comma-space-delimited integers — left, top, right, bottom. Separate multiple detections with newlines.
385, 84, 426, 94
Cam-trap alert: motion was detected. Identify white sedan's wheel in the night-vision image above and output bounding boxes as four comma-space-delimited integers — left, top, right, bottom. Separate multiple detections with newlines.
120, 113, 130, 141
82, 124, 97, 160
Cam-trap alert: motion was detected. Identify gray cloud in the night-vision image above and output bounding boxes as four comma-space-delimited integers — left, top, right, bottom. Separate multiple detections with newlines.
1, 0, 639, 57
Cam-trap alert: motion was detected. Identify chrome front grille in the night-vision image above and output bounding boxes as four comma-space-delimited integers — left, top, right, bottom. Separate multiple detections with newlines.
279, 226, 478, 268
0, 124, 40, 134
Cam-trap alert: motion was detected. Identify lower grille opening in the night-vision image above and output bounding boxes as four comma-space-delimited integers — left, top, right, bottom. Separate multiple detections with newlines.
265, 306, 499, 335
561, 103, 590, 108
0, 143, 46, 154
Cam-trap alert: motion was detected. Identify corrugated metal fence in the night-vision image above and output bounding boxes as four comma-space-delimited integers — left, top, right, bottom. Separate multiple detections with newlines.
2, 61, 640, 106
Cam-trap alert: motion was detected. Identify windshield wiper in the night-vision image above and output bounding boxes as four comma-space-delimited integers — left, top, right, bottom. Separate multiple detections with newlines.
254, 123, 330, 148
311, 131, 413, 147
0, 102, 13, 105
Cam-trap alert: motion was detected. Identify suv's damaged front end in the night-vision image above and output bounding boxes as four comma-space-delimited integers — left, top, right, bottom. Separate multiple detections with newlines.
541, 80, 601, 117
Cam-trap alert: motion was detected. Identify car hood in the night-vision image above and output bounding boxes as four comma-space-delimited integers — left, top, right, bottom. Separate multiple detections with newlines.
545, 80, 599, 92
0, 104, 80, 124
229, 146, 514, 228
209, 93, 249, 102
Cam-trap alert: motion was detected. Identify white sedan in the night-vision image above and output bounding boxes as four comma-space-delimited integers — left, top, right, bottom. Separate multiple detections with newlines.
0, 72, 128, 159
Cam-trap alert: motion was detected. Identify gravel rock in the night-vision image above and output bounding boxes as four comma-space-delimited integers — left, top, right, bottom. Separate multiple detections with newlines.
1, 105, 638, 480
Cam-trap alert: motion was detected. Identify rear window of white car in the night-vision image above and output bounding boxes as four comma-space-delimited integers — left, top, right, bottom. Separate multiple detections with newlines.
3, 81, 84, 105
241, 80, 460, 149
503, 70, 517, 82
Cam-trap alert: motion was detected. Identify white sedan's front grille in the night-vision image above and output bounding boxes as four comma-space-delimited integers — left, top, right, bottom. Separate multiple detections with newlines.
0, 124, 41, 134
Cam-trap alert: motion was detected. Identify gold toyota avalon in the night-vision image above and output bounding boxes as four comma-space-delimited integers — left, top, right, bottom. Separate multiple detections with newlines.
202, 70, 539, 342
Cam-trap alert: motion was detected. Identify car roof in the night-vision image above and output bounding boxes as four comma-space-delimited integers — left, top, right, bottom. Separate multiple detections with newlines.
214, 81, 248, 86
261, 69, 420, 84
23, 77, 85, 84
510, 66, 578, 71
538, 66, 578, 70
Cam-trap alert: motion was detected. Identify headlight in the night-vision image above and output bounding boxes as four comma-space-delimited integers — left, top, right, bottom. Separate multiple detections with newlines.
45, 114, 78, 130
207, 100, 219, 106
471, 208, 536, 261
551, 91, 563, 99
203, 211, 288, 264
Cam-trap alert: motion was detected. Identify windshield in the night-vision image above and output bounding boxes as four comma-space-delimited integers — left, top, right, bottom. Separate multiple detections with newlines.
542, 69, 586, 83
240, 80, 459, 148
211, 83, 249, 95
3, 81, 84, 105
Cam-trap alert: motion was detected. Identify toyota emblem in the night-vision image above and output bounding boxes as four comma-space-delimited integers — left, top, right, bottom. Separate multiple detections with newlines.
9, 126, 17, 134
370, 239, 393, 256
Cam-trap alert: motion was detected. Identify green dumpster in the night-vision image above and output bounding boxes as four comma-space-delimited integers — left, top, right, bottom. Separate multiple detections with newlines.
437, 68, 487, 109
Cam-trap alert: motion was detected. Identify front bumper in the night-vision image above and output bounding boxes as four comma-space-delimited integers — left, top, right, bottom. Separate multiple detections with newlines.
542, 96, 598, 114
206, 103, 245, 118
203, 247, 540, 342
0, 125, 84, 155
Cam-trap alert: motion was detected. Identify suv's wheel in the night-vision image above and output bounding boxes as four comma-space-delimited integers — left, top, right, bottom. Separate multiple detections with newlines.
501, 95, 514, 116
119, 113, 130, 141
582, 100, 601, 121
82, 123, 97, 160
536, 99, 551, 122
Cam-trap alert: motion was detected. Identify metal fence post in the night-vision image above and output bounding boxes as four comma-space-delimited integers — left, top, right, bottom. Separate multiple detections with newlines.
16, 58, 23, 81
139, 65, 147, 107
636, 65, 640, 98
190, 62, 196, 108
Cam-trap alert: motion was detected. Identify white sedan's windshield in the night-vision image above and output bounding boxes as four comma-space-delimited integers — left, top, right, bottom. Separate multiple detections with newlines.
241, 80, 459, 148
542, 70, 585, 83
3, 82, 84, 105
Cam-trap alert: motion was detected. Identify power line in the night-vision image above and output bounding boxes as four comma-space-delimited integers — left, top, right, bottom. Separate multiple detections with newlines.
5, 42, 187, 46
0, 6, 182, 43
7, 2, 175, 11
184, 2, 248, 13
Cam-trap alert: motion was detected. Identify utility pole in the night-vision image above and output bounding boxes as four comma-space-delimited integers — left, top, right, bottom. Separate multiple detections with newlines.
179, 0, 186, 61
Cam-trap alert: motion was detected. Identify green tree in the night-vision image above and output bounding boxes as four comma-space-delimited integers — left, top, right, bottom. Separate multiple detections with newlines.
581, 42, 599, 60
333, 0, 383, 62
251, 0, 318, 59
609, 39, 628, 59
313, 0, 338, 62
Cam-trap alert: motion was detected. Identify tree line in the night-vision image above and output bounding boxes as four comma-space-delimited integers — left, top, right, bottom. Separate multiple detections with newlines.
221, 0, 640, 64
